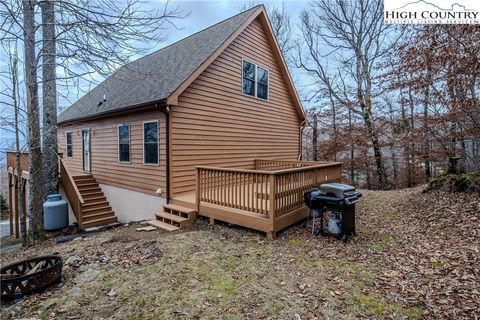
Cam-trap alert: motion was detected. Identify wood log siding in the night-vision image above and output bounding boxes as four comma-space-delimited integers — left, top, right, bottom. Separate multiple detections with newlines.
58, 110, 167, 196
172, 17, 302, 197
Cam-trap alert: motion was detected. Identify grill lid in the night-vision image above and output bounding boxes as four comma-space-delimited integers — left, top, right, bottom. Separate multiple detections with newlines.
320, 183, 356, 198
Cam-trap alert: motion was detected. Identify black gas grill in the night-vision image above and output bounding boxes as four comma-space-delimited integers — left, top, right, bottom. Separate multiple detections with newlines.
304, 183, 362, 242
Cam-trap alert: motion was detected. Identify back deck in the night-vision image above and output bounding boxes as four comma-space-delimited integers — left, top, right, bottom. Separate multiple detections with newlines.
171, 159, 342, 238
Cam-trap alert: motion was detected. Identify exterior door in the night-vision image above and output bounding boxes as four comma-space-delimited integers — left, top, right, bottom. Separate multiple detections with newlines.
82, 129, 91, 172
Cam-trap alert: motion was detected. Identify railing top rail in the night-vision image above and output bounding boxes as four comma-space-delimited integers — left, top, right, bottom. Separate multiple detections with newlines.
255, 159, 332, 165
59, 157, 84, 204
196, 162, 342, 175
6, 150, 29, 154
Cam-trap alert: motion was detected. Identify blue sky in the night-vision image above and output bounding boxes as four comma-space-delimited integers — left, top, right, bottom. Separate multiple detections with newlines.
155, 0, 305, 48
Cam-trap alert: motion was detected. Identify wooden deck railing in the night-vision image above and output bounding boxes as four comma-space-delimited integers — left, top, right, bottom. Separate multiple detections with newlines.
196, 160, 342, 238
197, 167, 271, 215
59, 157, 84, 228
255, 159, 332, 171
6, 151, 29, 173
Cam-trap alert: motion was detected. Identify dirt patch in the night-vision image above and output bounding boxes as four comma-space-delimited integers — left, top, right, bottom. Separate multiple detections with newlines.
1, 188, 478, 319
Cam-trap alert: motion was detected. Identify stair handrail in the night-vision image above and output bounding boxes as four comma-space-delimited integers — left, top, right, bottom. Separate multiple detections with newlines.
59, 157, 84, 227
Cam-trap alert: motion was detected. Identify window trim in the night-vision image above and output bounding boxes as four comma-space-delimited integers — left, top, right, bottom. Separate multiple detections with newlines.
241, 58, 269, 101
66, 131, 73, 158
142, 120, 159, 166
118, 123, 131, 164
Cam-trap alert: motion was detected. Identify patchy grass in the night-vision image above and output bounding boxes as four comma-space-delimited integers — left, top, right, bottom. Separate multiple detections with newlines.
1, 186, 479, 319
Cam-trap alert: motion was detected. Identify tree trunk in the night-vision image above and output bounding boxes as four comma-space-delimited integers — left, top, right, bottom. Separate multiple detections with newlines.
23, 0, 44, 240
408, 86, 416, 187
348, 109, 355, 183
11, 53, 27, 246
329, 93, 337, 161
312, 113, 318, 161
423, 66, 432, 181
41, 0, 58, 199
360, 101, 387, 189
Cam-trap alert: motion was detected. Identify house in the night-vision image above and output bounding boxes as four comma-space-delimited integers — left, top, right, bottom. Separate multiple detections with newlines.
7, 5, 342, 239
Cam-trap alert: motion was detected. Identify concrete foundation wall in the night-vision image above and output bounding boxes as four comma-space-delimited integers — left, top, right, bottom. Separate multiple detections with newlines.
99, 184, 165, 223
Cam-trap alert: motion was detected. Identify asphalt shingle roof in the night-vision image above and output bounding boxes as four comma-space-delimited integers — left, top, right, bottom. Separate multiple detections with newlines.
58, 6, 260, 123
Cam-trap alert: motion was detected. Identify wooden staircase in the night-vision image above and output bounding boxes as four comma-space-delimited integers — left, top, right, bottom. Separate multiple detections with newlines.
147, 204, 196, 231
73, 174, 118, 228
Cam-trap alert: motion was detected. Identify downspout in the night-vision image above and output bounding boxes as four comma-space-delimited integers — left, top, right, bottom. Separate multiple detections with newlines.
159, 104, 171, 204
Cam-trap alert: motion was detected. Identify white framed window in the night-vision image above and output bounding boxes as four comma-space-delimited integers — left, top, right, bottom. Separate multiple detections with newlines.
66, 131, 73, 158
242, 59, 269, 100
118, 124, 130, 163
143, 120, 159, 165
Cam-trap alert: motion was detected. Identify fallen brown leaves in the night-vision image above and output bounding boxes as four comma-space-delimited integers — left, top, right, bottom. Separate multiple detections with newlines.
0, 186, 478, 319
373, 187, 480, 320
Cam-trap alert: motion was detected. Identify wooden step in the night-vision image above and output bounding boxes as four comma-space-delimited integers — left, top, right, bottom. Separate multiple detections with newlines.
82, 216, 118, 229
163, 204, 196, 220
81, 190, 105, 199
146, 219, 179, 231
73, 175, 94, 182
83, 211, 116, 220
163, 204, 196, 214
155, 211, 189, 227
78, 187, 102, 196
76, 182, 98, 188
82, 195, 106, 202
82, 200, 109, 208
82, 205, 111, 215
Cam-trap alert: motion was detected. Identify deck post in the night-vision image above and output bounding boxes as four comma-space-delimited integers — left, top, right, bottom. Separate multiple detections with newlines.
21, 178, 27, 240
195, 168, 200, 213
14, 176, 19, 238
268, 173, 276, 239
8, 173, 13, 235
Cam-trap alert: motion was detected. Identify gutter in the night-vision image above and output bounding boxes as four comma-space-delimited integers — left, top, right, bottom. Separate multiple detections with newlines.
58, 99, 167, 125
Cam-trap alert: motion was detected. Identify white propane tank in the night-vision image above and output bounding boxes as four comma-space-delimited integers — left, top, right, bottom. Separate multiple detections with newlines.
327, 214, 342, 235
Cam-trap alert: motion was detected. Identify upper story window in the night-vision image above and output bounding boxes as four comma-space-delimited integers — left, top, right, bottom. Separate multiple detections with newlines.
242, 60, 269, 100
66, 131, 73, 158
143, 121, 159, 165
118, 124, 130, 163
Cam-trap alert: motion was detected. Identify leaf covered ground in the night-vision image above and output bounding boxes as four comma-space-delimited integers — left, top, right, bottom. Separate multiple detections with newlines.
1, 186, 479, 319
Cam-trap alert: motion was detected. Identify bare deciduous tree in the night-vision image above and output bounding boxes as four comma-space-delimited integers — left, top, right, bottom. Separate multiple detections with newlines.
41, 0, 58, 199
23, 0, 44, 239
296, 0, 397, 189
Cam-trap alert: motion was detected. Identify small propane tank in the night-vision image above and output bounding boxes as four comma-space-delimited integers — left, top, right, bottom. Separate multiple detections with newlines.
43, 194, 69, 231
327, 214, 342, 235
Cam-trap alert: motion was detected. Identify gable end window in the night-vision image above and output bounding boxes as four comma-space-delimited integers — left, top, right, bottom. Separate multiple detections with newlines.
143, 121, 159, 165
66, 131, 73, 158
118, 124, 130, 163
242, 60, 268, 100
